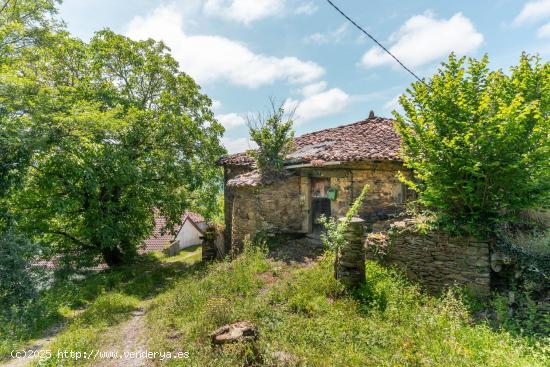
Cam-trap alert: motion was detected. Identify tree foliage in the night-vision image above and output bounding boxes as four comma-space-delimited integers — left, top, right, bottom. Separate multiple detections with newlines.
1, 22, 225, 266
0, 0, 60, 209
0, 0, 61, 302
0, 0, 60, 59
247, 102, 295, 174
395, 54, 550, 235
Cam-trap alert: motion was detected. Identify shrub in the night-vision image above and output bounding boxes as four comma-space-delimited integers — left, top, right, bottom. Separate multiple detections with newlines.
247, 102, 295, 174
0, 230, 40, 308
395, 54, 550, 235
318, 185, 369, 252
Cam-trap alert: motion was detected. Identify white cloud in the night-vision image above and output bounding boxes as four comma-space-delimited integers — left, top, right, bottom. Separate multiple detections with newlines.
300, 81, 328, 97
285, 87, 350, 124
203, 0, 284, 25
295, 2, 318, 16
513, 0, 550, 26
361, 11, 483, 68
303, 24, 348, 45
222, 137, 257, 154
126, 5, 324, 88
217, 113, 247, 129
538, 22, 550, 37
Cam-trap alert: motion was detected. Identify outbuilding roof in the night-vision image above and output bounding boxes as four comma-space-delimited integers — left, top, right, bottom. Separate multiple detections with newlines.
142, 211, 205, 252
218, 116, 401, 167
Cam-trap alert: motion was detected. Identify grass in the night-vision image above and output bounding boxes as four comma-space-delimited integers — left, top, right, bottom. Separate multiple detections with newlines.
34, 292, 140, 366
146, 245, 549, 367
155, 244, 203, 264
0, 252, 201, 363
3, 243, 548, 366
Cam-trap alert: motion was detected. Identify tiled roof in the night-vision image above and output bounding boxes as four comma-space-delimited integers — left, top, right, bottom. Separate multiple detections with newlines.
184, 211, 205, 224
217, 151, 253, 166
226, 170, 293, 188
141, 211, 205, 253
218, 116, 401, 167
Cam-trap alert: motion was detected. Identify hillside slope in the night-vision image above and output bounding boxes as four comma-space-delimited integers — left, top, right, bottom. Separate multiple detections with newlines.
3, 245, 547, 366
146, 246, 547, 367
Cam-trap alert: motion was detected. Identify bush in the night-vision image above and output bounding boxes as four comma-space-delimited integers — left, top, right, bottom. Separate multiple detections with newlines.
319, 184, 369, 252
247, 102, 295, 174
0, 230, 43, 307
395, 54, 550, 235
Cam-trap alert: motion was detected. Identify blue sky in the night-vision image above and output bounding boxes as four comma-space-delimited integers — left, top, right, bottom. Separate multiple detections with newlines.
59, 0, 550, 153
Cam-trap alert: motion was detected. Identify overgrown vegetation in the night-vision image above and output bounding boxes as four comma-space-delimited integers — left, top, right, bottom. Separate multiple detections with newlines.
0, 230, 42, 308
395, 54, 550, 235
144, 246, 548, 366
5, 241, 547, 366
319, 184, 369, 252
247, 102, 295, 174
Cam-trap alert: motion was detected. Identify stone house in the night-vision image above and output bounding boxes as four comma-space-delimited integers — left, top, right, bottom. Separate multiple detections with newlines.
218, 115, 411, 252
216, 115, 547, 299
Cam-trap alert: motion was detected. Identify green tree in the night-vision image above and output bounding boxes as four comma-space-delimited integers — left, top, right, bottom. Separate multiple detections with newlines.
7, 30, 225, 267
0, 0, 60, 211
395, 54, 550, 235
0, 0, 60, 308
247, 102, 295, 174
0, 0, 60, 59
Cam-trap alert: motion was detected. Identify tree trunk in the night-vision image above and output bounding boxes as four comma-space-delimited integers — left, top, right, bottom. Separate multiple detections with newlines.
102, 246, 124, 267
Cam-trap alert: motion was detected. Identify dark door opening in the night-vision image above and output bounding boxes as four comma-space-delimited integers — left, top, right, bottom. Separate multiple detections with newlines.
311, 178, 331, 235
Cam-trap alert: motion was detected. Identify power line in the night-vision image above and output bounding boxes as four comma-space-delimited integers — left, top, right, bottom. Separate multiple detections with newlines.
324, 0, 427, 86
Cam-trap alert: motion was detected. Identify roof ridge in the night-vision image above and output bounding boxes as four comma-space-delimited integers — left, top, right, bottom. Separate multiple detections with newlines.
295, 117, 394, 141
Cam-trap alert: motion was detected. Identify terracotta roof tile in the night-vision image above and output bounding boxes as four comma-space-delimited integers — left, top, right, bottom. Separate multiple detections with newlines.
218, 116, 401, 166
226, 170, 294, 188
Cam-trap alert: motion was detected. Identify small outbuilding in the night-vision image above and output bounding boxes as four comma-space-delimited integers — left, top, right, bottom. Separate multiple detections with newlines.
142, 211, 206, 253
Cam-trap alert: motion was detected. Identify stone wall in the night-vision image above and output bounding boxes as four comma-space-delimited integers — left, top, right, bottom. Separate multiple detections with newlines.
367, 221, 491, 296
230, 175, 303, 251
224, 160, 409, 253
347, 161, 409, 221
224, 165, 253, 252
336, 217, 366, 289
298, 161, 408, 222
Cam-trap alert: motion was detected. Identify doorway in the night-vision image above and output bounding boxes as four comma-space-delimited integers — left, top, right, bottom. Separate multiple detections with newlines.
311, 178, 331, 235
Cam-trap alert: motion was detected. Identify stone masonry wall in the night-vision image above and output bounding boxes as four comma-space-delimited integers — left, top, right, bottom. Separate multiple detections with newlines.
367, 221, 491, 296
231, 175, 303, 251
225, 160, 409, 252
348, 161, 408, 221
299, 161, 408, 222
224, 165, 254, 252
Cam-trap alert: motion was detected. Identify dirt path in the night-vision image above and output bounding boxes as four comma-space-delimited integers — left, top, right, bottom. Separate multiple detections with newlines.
1, 305, 152, 367
1, 320, 68, 367
94, 306, 151, 367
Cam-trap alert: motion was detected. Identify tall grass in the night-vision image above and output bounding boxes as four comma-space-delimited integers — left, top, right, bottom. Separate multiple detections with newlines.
146, 247, 548, 366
